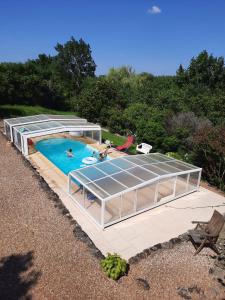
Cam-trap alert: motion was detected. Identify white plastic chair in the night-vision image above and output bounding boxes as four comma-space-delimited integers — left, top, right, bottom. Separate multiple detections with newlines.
136, 143, 152, 154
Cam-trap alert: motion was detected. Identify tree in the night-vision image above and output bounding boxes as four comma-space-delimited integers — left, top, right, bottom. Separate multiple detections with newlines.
123, 103, 168, 150
176, 64, 186, 86
107, 66, 135, 82
75, 78, 118, 123
177, 50, 225, 90
136, 119, 166, 151
55, 37, 96, 96
192, 125, 225, 190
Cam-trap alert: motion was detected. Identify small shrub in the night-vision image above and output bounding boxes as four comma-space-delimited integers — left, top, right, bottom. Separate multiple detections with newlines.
166, 152, 183, 160
100, 253, 127, 280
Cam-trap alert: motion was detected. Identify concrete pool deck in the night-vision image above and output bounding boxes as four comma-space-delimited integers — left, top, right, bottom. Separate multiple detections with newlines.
28, 150, 225, 260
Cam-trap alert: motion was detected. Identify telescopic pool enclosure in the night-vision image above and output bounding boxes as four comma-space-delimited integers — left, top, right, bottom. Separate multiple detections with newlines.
3, 114, 101, 156
69, 153, 202, 229
4, 115, 202, 229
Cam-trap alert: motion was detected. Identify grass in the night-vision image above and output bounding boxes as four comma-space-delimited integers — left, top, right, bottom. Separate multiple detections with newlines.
102, 130, 137, 155
0, 104, 75, 118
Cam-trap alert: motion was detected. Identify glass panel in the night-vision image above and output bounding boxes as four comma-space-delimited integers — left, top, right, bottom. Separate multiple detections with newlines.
123, 156, 145, 166
71, 171, 91, 184
6, 118, 18, 125
136, 155, 159, 164
110, 158, 135, 170
9, 115, 39, 125
188, 172, 199, 191
142, 164, 168, 175
37, 115, 49, 121
105, 196, 121, 224
137, 183, 156, 211
5, 123, 11, 138
93, 131, 100, 141
176, 160, 199, 170
16, 131, 21, 149
112, 172, 142, 187
96, 162, 121, 175
13, 129, 18, 144
150, 153, 173, 162
86, 182, 109, 199
12, 128, 22, 149
79, 166, 106, 181
69, 178, 83, 197
59, 120, 87, 125
83, 188, 102, 225
154, 163, 180, 174
25, 124, 40, 131
121, 191, 136, 217
167, 161, 194, 171
37, 123, 52, 130
128, 166, 157, 181
84, 131, 93, 139
44, 121, 61, 128
175, 174, 188, 196
19, 117, 35, 123
15, 125, 30, 133
157, 177, 175, 202
94, 177, 126, 195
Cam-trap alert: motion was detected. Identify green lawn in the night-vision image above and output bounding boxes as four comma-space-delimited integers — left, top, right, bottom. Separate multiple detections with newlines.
102, 130, 137, 154
0, 104, 75, 118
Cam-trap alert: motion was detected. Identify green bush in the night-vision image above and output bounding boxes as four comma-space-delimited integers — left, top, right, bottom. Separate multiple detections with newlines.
165, 151, 183, 160
100, 253, 127, 280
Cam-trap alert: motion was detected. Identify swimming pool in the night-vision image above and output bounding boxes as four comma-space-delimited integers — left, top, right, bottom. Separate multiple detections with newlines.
35, 138, 101, 175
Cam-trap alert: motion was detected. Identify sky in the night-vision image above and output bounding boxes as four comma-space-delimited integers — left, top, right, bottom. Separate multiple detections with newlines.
0, 0, 225, 75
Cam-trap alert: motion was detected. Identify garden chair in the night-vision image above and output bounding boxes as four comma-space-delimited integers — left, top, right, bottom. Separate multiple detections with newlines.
136, 143, 152, 154
188, 210, 225, 255
116, 135, 135, 152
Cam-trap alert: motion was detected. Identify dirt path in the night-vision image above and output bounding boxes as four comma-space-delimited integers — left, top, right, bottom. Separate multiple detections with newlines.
0, 132, 223, 299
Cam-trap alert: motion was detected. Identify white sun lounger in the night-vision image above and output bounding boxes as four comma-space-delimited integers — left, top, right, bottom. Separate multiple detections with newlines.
136, 143, 152, 154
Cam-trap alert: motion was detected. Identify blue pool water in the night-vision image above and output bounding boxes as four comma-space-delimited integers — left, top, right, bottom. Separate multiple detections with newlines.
35, 138, 101, 175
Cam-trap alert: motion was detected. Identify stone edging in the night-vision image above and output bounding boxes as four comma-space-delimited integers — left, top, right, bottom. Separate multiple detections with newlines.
128, 234, 189, 264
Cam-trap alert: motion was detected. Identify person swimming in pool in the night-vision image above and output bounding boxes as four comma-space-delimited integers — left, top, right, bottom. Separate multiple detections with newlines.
66, 148, 74, 157
98, 146, 111, 161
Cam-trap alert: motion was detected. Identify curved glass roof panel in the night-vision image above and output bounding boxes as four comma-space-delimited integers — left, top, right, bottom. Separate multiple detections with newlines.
96, 161, 121, 175
112, 172, 143, 187
70, 153, 201, 201
5, 114, 86, 126
133, 155, 160, 164
110, 158, 135, 170
85, 182, 109, 199
128, 166, 157, 181
46, 114, 82, 120
5, 114, 48, 125
94, 177, 127, 195
142, 164, 169, 175
167, 160, 199, 171
14, 120, 100, 135
78, 167, 106, 181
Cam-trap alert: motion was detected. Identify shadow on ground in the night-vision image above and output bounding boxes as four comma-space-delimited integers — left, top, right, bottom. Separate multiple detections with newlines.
0, 251, 41, 300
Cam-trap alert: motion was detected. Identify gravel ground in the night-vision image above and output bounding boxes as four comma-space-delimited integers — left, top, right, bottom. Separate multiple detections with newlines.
0, 131, 224, 299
